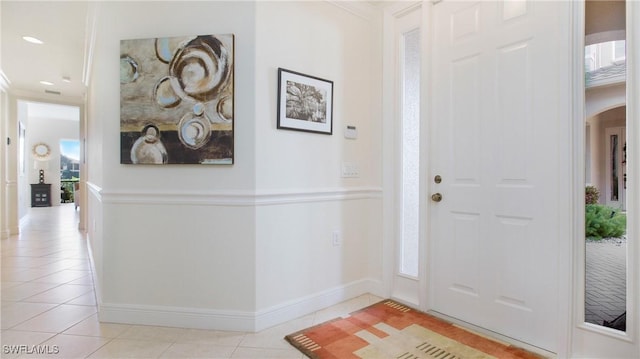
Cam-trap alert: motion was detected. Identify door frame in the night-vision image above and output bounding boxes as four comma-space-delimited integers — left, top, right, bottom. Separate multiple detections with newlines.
383, 0, 639, 357
382, 0, 429, 308
571, 0, 639, 357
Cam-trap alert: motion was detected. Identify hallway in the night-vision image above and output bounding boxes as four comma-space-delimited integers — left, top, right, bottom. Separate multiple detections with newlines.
1, 205, 381, 358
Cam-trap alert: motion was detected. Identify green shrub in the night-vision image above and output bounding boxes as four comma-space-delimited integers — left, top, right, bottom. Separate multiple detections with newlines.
585, 204, 626, 240
586, 186, 600, 205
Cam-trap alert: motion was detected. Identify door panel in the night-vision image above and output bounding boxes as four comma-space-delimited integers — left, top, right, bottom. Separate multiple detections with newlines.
430, 0, 567, 351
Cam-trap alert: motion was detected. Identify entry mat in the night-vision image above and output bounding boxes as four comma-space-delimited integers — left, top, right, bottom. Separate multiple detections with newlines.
285, 300, 546, 359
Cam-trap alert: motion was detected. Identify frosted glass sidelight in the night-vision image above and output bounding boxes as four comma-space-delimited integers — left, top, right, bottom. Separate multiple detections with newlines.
400, 29, 420, 277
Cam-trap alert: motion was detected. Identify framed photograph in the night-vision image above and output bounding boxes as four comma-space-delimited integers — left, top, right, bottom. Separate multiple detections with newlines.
277, 68, 333, 135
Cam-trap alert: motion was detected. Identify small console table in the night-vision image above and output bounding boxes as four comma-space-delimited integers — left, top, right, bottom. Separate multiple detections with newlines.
31, 183, 51, 207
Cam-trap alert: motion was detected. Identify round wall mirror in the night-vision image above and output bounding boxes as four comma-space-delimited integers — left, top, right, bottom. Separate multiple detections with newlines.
32, 142, 51, 160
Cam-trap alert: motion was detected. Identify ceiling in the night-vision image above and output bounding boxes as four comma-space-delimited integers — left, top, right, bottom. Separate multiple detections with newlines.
1, 0, 623, 102
1, 1, 89, 100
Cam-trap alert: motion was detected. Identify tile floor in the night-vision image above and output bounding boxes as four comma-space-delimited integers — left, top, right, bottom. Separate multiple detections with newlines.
1, 204, 382, 358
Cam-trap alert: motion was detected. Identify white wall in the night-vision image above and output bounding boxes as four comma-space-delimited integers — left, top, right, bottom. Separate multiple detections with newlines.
0, 74, 8, 239
87, 0, 259, 328
253, 1, 383, 318
86, 0, 383, 331
21, 111, 79, 211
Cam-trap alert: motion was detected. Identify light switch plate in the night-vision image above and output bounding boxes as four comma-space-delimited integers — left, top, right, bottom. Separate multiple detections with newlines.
341, 162, 359, 178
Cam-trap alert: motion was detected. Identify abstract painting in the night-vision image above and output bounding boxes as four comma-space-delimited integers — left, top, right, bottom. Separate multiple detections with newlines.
120, 34, 234, 164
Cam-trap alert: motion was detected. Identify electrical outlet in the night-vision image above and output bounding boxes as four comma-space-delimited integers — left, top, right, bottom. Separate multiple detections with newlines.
341, 162, 359, 178
332, 230, 341, 247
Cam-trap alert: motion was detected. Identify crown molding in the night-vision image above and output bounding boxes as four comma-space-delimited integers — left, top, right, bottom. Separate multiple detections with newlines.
325, 0, 377, 21
0, 70, 10, 92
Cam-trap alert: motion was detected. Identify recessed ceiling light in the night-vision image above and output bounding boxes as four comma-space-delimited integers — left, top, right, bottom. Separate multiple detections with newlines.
62, 76, 71, 83
22, 36, 44, 44
40, 81, 54, 86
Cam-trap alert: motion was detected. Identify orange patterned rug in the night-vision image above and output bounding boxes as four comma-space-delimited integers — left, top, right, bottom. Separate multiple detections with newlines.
285, 300, 545, 359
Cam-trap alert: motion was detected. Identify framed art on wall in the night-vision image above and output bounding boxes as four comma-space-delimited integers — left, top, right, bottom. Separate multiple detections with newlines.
277, 68, 333, 135
120, 34, 234, 164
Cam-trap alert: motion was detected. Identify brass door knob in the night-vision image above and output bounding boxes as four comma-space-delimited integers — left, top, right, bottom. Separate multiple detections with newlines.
431, 193, 443, 202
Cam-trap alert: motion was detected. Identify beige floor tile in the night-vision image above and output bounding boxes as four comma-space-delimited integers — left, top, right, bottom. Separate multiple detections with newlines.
240, 329, 298, 350
1, 302, 57, 329
160, 342, 236, 358
64, 314, 132, 338
36, 259, 90, 272
67, 274, 94, 286
86, 338, 172, 359
0, 257, 60, 269
66, 291, 97, 306
17, 334, 111, 359
23, 284, 92, 304
12, 304, 96, 333
2, 204, 382, 359
1, 282, 62, 302
117, 325, 188, 342
0, 330, 57, 359
0, 281, 25, 290
42, 250, 88, 260
31, 269, 91, 284
1, 268, 59, 282
176, 328, 245, 346
231, 347, 304, 359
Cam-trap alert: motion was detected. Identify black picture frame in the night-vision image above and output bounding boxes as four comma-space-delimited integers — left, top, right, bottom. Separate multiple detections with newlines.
277, 68, 333, 135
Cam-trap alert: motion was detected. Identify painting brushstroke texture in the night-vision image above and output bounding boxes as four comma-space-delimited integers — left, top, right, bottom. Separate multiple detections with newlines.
120, 34, 234, 164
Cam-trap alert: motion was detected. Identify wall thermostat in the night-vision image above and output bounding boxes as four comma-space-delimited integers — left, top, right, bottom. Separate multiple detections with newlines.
344, 125, 357, 139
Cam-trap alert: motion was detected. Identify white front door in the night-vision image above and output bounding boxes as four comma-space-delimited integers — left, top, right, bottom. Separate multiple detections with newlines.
429, 0, 569, 351
605, 126, 627, 210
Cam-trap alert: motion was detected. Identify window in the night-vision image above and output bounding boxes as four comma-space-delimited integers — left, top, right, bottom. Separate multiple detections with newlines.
399, 28, 420, 277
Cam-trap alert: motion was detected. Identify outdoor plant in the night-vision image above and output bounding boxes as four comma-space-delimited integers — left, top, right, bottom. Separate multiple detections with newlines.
586, 185, 600, 205
585, 204, 626, 240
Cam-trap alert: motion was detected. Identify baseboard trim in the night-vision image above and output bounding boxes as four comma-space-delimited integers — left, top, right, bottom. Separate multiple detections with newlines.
100, 303, 255, 332
254, 278, 382, 331
99, 279, 383, 332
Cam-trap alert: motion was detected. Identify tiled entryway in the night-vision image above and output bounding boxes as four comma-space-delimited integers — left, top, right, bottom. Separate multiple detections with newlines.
1, 205, 382, 358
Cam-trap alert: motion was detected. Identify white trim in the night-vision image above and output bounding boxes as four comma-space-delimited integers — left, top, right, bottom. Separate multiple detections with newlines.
100, 303, 255, 332
100, 279, 381, 332
566, 3, 585, 358
419, 1, 433, 315
0, 70, 10, 91
558, 3, 586, 358
254, 278, 381, 331
626, 1, 640, 346
86, 181, 103, 202
571, 1, 640, 357
99, 187, 382, 206
325, 0, 377, 22
83, 2, 98, 87
85, 235, 102, 309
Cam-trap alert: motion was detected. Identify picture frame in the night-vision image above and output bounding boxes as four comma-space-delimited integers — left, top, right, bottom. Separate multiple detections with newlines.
277, 68, 333, 135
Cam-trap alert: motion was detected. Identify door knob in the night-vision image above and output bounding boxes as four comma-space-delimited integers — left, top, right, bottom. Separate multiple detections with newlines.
431, 193, 443, 202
